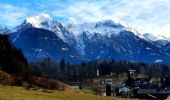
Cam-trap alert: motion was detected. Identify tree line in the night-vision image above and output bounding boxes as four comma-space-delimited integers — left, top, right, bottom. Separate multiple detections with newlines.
29, 58, 170, 85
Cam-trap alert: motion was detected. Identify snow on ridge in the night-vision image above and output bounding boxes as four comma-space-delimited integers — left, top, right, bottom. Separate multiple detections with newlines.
143, 33, 170, 41
12, 13, 170, 44
26, 13, 52, 28
11, 14, 67, 42
66, 19, 126, 37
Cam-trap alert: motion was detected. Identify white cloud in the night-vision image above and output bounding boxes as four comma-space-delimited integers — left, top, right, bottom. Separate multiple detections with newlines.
0, 4, 29, 27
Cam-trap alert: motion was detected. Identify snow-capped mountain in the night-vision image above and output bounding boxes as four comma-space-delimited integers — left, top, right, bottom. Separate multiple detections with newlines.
143, 33, 162, 41
11, 14, 67, 41
9, 14, 170, 64
10, 14, 81, 62
143, 33, 170, 41
67, 20, 125, 37
66, 21, 169, 63
143, 33, 170, 46
26, 14, 52, 29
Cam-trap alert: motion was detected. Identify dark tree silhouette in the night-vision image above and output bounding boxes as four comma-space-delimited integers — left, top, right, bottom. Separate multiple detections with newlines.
0, 34, 31, 82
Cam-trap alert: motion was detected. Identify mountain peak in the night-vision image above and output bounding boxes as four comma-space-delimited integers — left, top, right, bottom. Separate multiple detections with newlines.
95, 19, 122, 28
11, 13, 64, 33
25, 14, 53, 28
143, 33, 169, 41
143, 33, 157, 39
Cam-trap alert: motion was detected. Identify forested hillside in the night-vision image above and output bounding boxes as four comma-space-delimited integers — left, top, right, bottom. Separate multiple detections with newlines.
0, 34, 31, 84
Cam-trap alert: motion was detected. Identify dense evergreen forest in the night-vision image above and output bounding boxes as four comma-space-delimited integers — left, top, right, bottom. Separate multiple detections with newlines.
0, 34, 31, 84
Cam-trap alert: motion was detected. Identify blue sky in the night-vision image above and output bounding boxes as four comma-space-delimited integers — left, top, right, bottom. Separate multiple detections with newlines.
0, 0, 170, 37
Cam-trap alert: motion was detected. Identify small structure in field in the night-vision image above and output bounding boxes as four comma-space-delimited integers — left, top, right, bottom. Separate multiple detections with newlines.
101, 79, 113, 85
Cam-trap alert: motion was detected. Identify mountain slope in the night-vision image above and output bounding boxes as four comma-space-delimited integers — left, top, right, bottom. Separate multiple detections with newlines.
10, 27, 80, 62
9, 14, 170, 64
66, 20, 169, 63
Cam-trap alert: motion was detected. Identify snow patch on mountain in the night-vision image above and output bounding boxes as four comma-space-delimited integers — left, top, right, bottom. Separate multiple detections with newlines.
61, 47, 69, 51
154, 59, 163, 63
66, 20, 126, 37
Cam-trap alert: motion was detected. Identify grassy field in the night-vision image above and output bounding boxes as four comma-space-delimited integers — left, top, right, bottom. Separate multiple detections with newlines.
81, 87, 96, 95
0, 86, 126, 100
